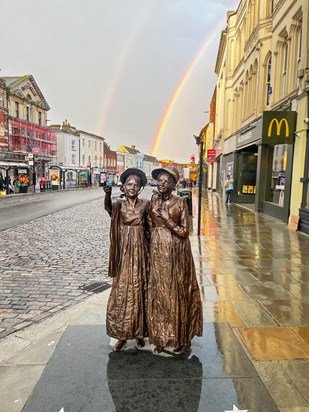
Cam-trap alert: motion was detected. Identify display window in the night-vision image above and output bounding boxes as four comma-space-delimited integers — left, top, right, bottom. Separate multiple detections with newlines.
238, 153, 257, 195
266, 144, 287, 207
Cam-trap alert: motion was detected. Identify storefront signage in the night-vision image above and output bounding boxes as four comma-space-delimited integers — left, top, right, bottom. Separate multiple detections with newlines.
236, 119, 262, 149
262, 111, 296, 145
206, 149, 221, 163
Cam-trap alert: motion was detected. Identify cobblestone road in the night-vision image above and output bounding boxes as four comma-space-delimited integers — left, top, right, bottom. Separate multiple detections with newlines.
0, 197, 112, 339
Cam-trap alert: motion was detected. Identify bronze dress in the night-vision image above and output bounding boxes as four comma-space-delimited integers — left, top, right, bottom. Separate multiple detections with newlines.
148, 194, 203, 349
106, 198, 149, 340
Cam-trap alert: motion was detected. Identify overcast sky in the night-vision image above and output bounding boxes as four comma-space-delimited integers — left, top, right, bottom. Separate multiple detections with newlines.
1, 0, 238, 163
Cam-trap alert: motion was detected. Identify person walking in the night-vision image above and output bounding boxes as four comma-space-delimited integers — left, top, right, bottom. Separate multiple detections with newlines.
147, 165, 203, 355
0, 173, 5, 192
103, 168, 149, 352
224, 174, 234, 204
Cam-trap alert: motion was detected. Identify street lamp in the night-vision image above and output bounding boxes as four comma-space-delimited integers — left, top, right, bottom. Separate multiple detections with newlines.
193, 134, 204, 236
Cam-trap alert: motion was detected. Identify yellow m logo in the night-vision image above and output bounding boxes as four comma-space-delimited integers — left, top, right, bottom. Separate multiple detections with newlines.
267, 118, 289, 137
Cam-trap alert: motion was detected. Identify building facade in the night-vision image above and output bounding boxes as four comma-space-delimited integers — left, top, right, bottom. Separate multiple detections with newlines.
0, 75, 56, 192
103, 142, 117, 184
211, 0, 308, 231
78, 127, 105, 186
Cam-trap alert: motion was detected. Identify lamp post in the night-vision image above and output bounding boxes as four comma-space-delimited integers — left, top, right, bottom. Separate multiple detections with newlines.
193, 134, 204, 236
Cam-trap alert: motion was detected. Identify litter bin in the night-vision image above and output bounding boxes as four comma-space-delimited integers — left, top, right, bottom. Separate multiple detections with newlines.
177, 188, 192, 215
39, 180, 46, 192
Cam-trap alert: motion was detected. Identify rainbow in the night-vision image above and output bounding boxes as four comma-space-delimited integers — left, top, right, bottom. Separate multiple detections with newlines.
150, 28, 222, 157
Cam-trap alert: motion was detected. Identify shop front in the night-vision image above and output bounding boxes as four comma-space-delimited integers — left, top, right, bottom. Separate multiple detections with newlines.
48, 165, 90, 190
234, 119, 261, 204
92, 168, 104, 187
0, 161, 30, 194
256, 111, 297, 223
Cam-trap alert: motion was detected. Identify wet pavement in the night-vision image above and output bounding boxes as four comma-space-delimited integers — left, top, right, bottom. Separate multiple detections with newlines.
0, 188, 308, 411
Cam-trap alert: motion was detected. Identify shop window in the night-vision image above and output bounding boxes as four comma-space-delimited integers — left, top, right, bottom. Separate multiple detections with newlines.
266, 144, 287, 207
239, 154, 257, 195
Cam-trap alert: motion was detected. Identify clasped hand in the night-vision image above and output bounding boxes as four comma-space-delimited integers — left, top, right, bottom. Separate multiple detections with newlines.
156, 206, 170, 221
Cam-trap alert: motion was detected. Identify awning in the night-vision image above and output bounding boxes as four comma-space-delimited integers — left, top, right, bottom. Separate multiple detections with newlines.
0, 161, 29, 169
49, 165, 89, 172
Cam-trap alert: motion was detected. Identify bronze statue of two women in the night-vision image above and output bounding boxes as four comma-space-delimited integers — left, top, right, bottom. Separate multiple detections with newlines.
104, 166, 203, 354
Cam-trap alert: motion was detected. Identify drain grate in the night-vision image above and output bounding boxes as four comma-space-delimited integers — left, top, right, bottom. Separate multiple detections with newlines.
79, 282, 111, 294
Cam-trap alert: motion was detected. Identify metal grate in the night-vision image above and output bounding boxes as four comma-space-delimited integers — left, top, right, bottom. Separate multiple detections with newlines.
79, 282, 111, 294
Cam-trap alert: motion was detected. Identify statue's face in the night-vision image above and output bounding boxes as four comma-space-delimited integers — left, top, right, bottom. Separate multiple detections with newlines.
123, 175, 141, 199
156, 172, 175, 195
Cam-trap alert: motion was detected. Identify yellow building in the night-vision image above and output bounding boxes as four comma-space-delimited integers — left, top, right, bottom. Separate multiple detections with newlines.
212, 0, 308, 231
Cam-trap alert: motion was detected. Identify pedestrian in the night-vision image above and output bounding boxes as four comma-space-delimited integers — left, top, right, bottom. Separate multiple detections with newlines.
0, 173, 4, 191
224, 174, 234, 203
103, 168, 149, 352
147, 165, 203, 355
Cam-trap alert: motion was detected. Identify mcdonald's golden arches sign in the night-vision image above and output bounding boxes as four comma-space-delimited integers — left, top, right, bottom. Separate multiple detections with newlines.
262, 111, 297, 145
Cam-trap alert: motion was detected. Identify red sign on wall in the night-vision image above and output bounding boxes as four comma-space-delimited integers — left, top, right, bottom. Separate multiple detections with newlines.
206, 149, 221, 163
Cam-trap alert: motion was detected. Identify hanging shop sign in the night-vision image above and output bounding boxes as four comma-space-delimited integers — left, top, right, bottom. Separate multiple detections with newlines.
206, 149, 221, 163
262, 111, 297, 145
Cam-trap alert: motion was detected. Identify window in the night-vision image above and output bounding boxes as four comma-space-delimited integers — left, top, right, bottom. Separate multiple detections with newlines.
82, 138, 85, 147
296, 28, 302, 86
100, 142, 102, 152
72, 140, 76, 151
88, 140, 91, 148
266, 56, 272, 106
270, 0, 274, 14
82, 154, 85, 165
88, 155, 91, 166
95, 141, 97, 151
72, 154, 76, 164
15, 102, 19, 118
38, 111, 42, 126
26, 106, 31, 122
0, 95, 3, 107
282, 43, 288, 96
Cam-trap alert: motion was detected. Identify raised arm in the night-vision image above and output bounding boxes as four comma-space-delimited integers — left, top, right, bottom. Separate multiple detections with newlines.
103, 186, 112, 217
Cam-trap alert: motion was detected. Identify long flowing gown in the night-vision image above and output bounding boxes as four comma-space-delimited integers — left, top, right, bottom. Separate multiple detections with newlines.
148, 194, 203, 349
106, 198, 149, 340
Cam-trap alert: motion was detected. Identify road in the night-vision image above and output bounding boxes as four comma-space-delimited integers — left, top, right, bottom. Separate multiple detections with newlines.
0, 188, 107, 231
0, 186, 155, 339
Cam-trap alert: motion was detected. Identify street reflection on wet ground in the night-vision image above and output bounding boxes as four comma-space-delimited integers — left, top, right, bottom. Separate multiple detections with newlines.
189, 189, 309, 410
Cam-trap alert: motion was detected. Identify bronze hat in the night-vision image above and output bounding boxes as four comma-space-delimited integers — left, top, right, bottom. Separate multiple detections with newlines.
152, 166, 180, 184
120, 168, 147, 187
